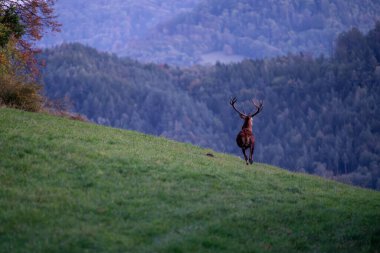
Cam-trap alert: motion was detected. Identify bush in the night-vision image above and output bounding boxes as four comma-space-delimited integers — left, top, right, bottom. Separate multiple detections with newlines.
0, 73, 43, 112
0, 40, 43, 112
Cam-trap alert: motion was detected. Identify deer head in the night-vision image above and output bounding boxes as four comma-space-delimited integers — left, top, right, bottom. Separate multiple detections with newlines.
230, 97, 263, 121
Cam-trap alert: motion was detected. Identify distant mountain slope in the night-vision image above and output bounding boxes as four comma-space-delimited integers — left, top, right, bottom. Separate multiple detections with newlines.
130, 0, 380, 64
1, 108, 380, 252
39, 0, 380, 65
39, 0, 201, 52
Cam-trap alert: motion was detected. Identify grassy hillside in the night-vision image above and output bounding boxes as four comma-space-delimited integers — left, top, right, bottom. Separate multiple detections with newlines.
0, 108, 379, 253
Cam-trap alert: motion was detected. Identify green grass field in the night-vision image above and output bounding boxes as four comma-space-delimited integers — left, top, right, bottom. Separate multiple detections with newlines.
0, 108, 379, 253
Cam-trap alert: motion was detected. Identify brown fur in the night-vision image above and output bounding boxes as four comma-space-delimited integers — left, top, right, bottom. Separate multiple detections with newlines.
236, 118, 255, 164
236, 128, 253, 148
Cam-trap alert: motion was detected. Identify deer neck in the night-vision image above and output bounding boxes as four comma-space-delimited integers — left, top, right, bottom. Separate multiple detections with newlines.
242, 117, 253, 131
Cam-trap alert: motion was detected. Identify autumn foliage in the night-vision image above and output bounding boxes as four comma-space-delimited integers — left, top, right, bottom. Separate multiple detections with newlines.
0, 0, 59, 110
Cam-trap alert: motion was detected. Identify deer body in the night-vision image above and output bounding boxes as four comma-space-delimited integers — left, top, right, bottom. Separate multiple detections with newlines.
230, 97, 263, 165
237, 119, 253, 148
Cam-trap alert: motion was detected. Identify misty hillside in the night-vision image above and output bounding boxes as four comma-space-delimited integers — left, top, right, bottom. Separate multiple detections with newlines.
41, 23, 380, 190
39, 0, 380, 65
39, 0, 201, 53
140, 0, 380, 64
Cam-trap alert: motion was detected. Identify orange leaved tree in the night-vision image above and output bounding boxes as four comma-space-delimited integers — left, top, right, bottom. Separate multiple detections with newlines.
0, 0, 60, 111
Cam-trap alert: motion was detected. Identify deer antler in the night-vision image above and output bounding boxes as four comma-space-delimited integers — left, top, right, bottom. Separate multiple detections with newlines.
251, 99, 263, 117
230, 97, 246, 117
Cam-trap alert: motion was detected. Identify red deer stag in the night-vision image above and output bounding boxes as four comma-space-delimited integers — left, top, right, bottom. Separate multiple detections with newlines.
230, 97, 263, 165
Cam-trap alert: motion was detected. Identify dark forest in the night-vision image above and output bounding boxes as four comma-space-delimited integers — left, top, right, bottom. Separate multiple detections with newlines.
41, 23, 380, 190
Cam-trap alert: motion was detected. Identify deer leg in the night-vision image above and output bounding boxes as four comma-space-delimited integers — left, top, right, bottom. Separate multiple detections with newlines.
249, 137, 255, 164
242, 148, 249, 165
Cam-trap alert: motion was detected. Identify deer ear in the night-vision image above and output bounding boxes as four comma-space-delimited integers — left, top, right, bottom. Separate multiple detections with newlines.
239, 114, 246, 119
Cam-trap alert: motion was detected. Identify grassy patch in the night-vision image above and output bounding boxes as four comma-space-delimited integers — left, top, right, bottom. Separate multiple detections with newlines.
1, 108, 379, 252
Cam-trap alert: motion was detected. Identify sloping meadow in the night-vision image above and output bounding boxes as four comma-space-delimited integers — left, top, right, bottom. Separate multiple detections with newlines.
0, 108, 379, 252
